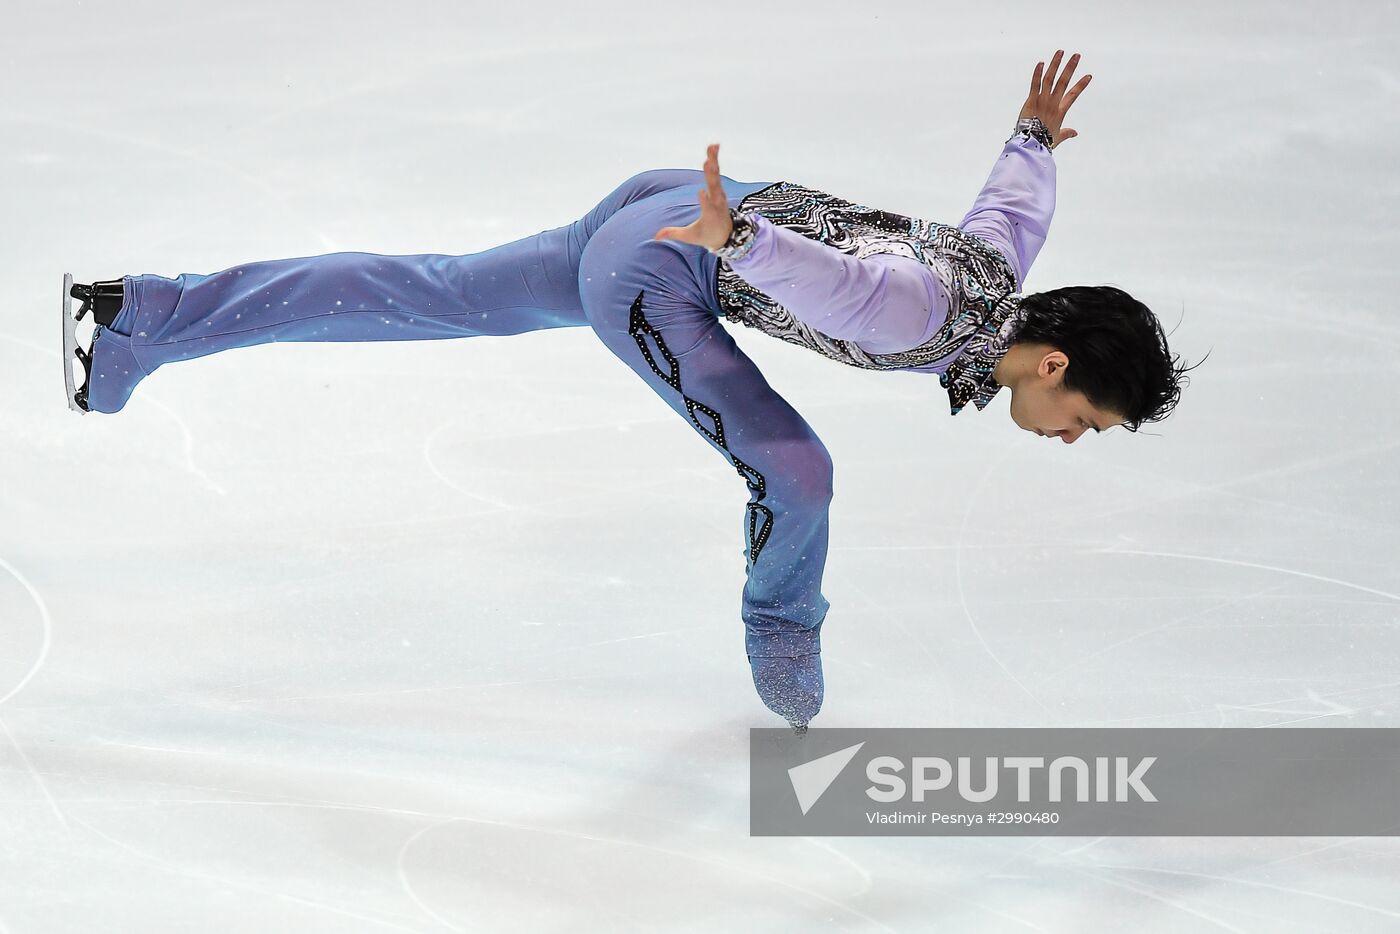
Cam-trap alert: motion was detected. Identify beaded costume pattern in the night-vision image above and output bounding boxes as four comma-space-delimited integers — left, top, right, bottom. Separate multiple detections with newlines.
627, 290, 773, 566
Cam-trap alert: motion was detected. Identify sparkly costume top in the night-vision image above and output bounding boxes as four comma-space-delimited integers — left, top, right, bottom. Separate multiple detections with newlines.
714, 121, 1057, 415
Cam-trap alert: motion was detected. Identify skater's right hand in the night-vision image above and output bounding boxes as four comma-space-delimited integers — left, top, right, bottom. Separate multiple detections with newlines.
653, 143, 734, 251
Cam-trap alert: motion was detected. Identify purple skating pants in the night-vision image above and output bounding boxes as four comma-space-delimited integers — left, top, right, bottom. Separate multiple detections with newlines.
87, 169, 832, 659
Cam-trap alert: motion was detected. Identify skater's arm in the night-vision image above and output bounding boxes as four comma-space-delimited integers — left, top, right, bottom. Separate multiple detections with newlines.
960, 50, 1093, 288
721, 213, 944, 354
957, 131, 1056, 289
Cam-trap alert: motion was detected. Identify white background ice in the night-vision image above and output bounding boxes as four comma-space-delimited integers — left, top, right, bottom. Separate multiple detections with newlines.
3, 0, 1399, 930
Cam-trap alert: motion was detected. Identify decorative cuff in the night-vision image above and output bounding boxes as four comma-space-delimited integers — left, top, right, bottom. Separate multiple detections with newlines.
1012, 115, 1055, 150
711, 209, 760, 262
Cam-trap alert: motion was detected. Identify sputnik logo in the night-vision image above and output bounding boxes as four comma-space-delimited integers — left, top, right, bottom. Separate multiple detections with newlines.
788, 742, 865, 815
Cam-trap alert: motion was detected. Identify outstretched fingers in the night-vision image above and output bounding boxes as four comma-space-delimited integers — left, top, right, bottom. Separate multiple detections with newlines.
1035, 50, 1093, 116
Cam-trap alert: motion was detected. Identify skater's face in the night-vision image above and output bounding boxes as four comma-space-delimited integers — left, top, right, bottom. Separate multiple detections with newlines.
1006, 350, 1124, 444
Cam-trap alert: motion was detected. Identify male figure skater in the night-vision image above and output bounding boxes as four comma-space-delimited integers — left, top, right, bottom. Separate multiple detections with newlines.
63, 50, 1188, 730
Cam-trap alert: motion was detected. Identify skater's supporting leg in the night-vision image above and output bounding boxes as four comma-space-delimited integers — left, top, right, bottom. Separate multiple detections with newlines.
577, 184, 830, 723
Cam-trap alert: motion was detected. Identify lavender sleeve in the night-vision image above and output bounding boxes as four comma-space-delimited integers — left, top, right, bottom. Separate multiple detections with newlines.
718, 129, 1053, 355
957, 131, 1057, 288
720, 213, 945, 355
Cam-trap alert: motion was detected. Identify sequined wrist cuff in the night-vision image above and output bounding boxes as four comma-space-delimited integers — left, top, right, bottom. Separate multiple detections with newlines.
712, 210, 759, 262
1012, 116, 1055, 150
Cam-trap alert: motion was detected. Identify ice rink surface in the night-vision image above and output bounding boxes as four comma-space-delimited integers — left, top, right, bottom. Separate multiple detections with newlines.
3, 1, 1399, 930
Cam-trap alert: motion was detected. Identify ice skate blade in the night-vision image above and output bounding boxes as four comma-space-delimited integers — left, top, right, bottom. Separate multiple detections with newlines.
62, 272, 87, 415
789, 721, 809, 736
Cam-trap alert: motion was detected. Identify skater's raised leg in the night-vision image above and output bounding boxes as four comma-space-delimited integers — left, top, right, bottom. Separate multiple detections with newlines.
74, 168, 722, 414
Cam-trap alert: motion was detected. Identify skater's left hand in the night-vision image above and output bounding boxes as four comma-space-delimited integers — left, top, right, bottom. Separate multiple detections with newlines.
1018, 49, 1093, 149
654, 143, 733, 251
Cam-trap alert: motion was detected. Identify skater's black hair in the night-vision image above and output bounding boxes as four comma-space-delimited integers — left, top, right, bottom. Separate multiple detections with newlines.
1014, 285, 1201, 432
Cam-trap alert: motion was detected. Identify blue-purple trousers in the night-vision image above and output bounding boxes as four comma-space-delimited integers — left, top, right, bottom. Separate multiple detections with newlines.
86, 169, 831, 663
